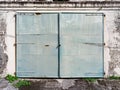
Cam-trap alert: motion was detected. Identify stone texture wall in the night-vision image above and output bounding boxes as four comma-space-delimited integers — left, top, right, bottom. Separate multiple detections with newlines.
0, 78, 120, 90
19, 79, 120, 90
108, 12, 120, 76
0, 79, 18, 90
0, 13, 8, 75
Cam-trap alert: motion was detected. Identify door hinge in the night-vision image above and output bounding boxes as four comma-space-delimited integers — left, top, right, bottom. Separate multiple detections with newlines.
14, 72, 16, 76
14, 43, 17, 46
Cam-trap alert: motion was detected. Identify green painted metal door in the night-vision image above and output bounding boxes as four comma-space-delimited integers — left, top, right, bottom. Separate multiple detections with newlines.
16, 13, 58, 77
60, 13, 104, 77
16, 13, 104, 78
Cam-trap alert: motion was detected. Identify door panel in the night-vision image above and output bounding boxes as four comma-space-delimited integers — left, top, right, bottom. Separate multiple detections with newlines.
16, 13, 58, 34
16, 13, 104, 78
60, 13, 104, 77
16, 13, 58, 77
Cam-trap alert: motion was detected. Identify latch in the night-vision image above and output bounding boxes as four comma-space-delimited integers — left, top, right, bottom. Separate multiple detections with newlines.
56, 44, 61, 48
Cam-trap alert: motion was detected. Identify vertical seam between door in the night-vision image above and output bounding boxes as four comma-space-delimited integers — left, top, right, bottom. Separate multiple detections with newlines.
58, 13, 60, 78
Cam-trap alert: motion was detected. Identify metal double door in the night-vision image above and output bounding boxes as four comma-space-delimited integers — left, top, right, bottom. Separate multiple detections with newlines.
16, 13, 104, 78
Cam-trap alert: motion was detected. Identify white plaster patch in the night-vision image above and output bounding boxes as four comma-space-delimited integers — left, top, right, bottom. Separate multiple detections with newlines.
114, 66, 120, 76
61, 79, 76, 89
56, 79, 77, 89
6, 11, 16, 75
56, 79, 63, 83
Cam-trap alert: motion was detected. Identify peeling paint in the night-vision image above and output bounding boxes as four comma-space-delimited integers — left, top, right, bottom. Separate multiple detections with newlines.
108, 12, 120, 76
0, 14, 8, 74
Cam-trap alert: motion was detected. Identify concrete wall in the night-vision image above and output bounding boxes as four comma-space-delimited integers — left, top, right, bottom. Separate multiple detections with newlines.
0, 13, 8, 76
19, 79, 120, 90
0, 1, 119, 78
0, 0, 119, 1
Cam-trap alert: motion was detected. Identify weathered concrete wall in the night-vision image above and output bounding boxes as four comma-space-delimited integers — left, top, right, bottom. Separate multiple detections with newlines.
0, 78, 18, 90
1, 78, 120, 90
0, 1, 120, 10
0, 0, 119, 78
2, 10, 119, 77
0, 1, 119, 90
108, 12, 120, 76
102, 12, 120, 76
0, 13, 8, 76
19, 79, 120, 90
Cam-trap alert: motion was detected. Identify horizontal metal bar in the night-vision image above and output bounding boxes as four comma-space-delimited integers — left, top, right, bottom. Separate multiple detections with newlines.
83, 42, 105, 47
